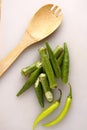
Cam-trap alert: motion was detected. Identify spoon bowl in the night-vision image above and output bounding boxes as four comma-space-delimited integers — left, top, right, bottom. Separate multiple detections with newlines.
28, 4, 63, 41
0, 4, 63, 77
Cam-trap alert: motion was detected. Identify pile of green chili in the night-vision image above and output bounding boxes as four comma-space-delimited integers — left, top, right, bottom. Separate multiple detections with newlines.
16, 42, 72, 130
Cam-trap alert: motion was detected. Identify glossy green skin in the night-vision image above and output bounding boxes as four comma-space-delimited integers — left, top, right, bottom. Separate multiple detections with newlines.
44, 96, 72, 127
33, 101, 60, 130
16, 67, 42, 96
61, 43, 69, 83
44, 83, 72, 127
34, 78, 44, 108
46, 42, 61, 78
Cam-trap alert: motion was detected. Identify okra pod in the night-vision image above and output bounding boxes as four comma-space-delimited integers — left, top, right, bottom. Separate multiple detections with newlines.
21, 46, 63, 76
61, 43, 69, 83
46, 42, 61, 78
21, 61, 42, 76
39, 73, 54, 102
17, 67, 42, 96
54, 45, 64, 59
34, 78, 44, 108
39, 47, 57, 89
57, 51, 64, 66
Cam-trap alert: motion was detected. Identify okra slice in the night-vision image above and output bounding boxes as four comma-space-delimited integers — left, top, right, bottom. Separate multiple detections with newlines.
39, 47, 57, 89
46, 42, 61, 78
17, 67, 42, 96
39, 73, 54, 102
54, 45, 64, 59
57, 51, 64, 66
34, 78, 44, 108
21, 61, 42, 76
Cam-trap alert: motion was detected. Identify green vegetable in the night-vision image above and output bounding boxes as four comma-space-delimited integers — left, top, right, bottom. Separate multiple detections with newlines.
46, 42, 61, 78
34, 78, 44, 108
61, 43, 69, 83
33, 89, 62, 130
21, 45, 63, 76
57, 51, 64, 66
39, 47, 57, 89
43, 83, 72, 127
54, 45, 64, 59
21, 61, 42, 76
16, 67, 42, 96
39, 73, 53, 102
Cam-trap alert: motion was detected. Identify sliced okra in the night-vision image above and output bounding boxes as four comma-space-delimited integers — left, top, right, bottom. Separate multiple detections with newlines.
39, 73, 54, 102
21, 61, 42, 76
39, 47, 57, 89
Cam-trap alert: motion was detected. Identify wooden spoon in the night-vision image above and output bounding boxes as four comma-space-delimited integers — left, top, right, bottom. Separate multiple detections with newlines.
0, 4, 63, 77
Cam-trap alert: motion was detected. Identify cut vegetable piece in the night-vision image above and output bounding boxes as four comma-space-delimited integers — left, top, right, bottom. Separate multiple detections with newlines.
21, 61, 42, 76
39, 47, 57, 89
39, 73, 53, 102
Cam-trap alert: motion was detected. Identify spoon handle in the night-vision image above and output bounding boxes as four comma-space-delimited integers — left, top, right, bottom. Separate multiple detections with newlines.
0, 31, 35, 77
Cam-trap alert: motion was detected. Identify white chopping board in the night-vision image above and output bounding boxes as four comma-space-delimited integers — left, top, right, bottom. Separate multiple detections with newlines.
0, 0, 87, 130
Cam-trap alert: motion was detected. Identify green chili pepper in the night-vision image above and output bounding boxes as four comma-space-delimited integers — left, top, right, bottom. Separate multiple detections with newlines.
39, 73, 53, 103
33, 89, 62, 130
16, 67, 42, 96
57, 51, 64, 66
61, 43, 69, 83
34, 78, 44, 108
39, 47, 57, 89
43, 83, 72, 127
54, 45, 64, 59
46, 42, 61, 78
21, 61, 42, 76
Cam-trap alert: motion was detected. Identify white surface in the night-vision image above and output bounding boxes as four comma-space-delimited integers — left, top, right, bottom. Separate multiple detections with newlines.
0, 0, 87, 130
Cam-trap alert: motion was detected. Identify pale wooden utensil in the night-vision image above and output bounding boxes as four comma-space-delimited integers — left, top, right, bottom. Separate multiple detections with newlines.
0, 4, 63, 77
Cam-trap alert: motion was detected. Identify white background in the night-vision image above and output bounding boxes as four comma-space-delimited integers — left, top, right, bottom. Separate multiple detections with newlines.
0, 0, 87, 130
